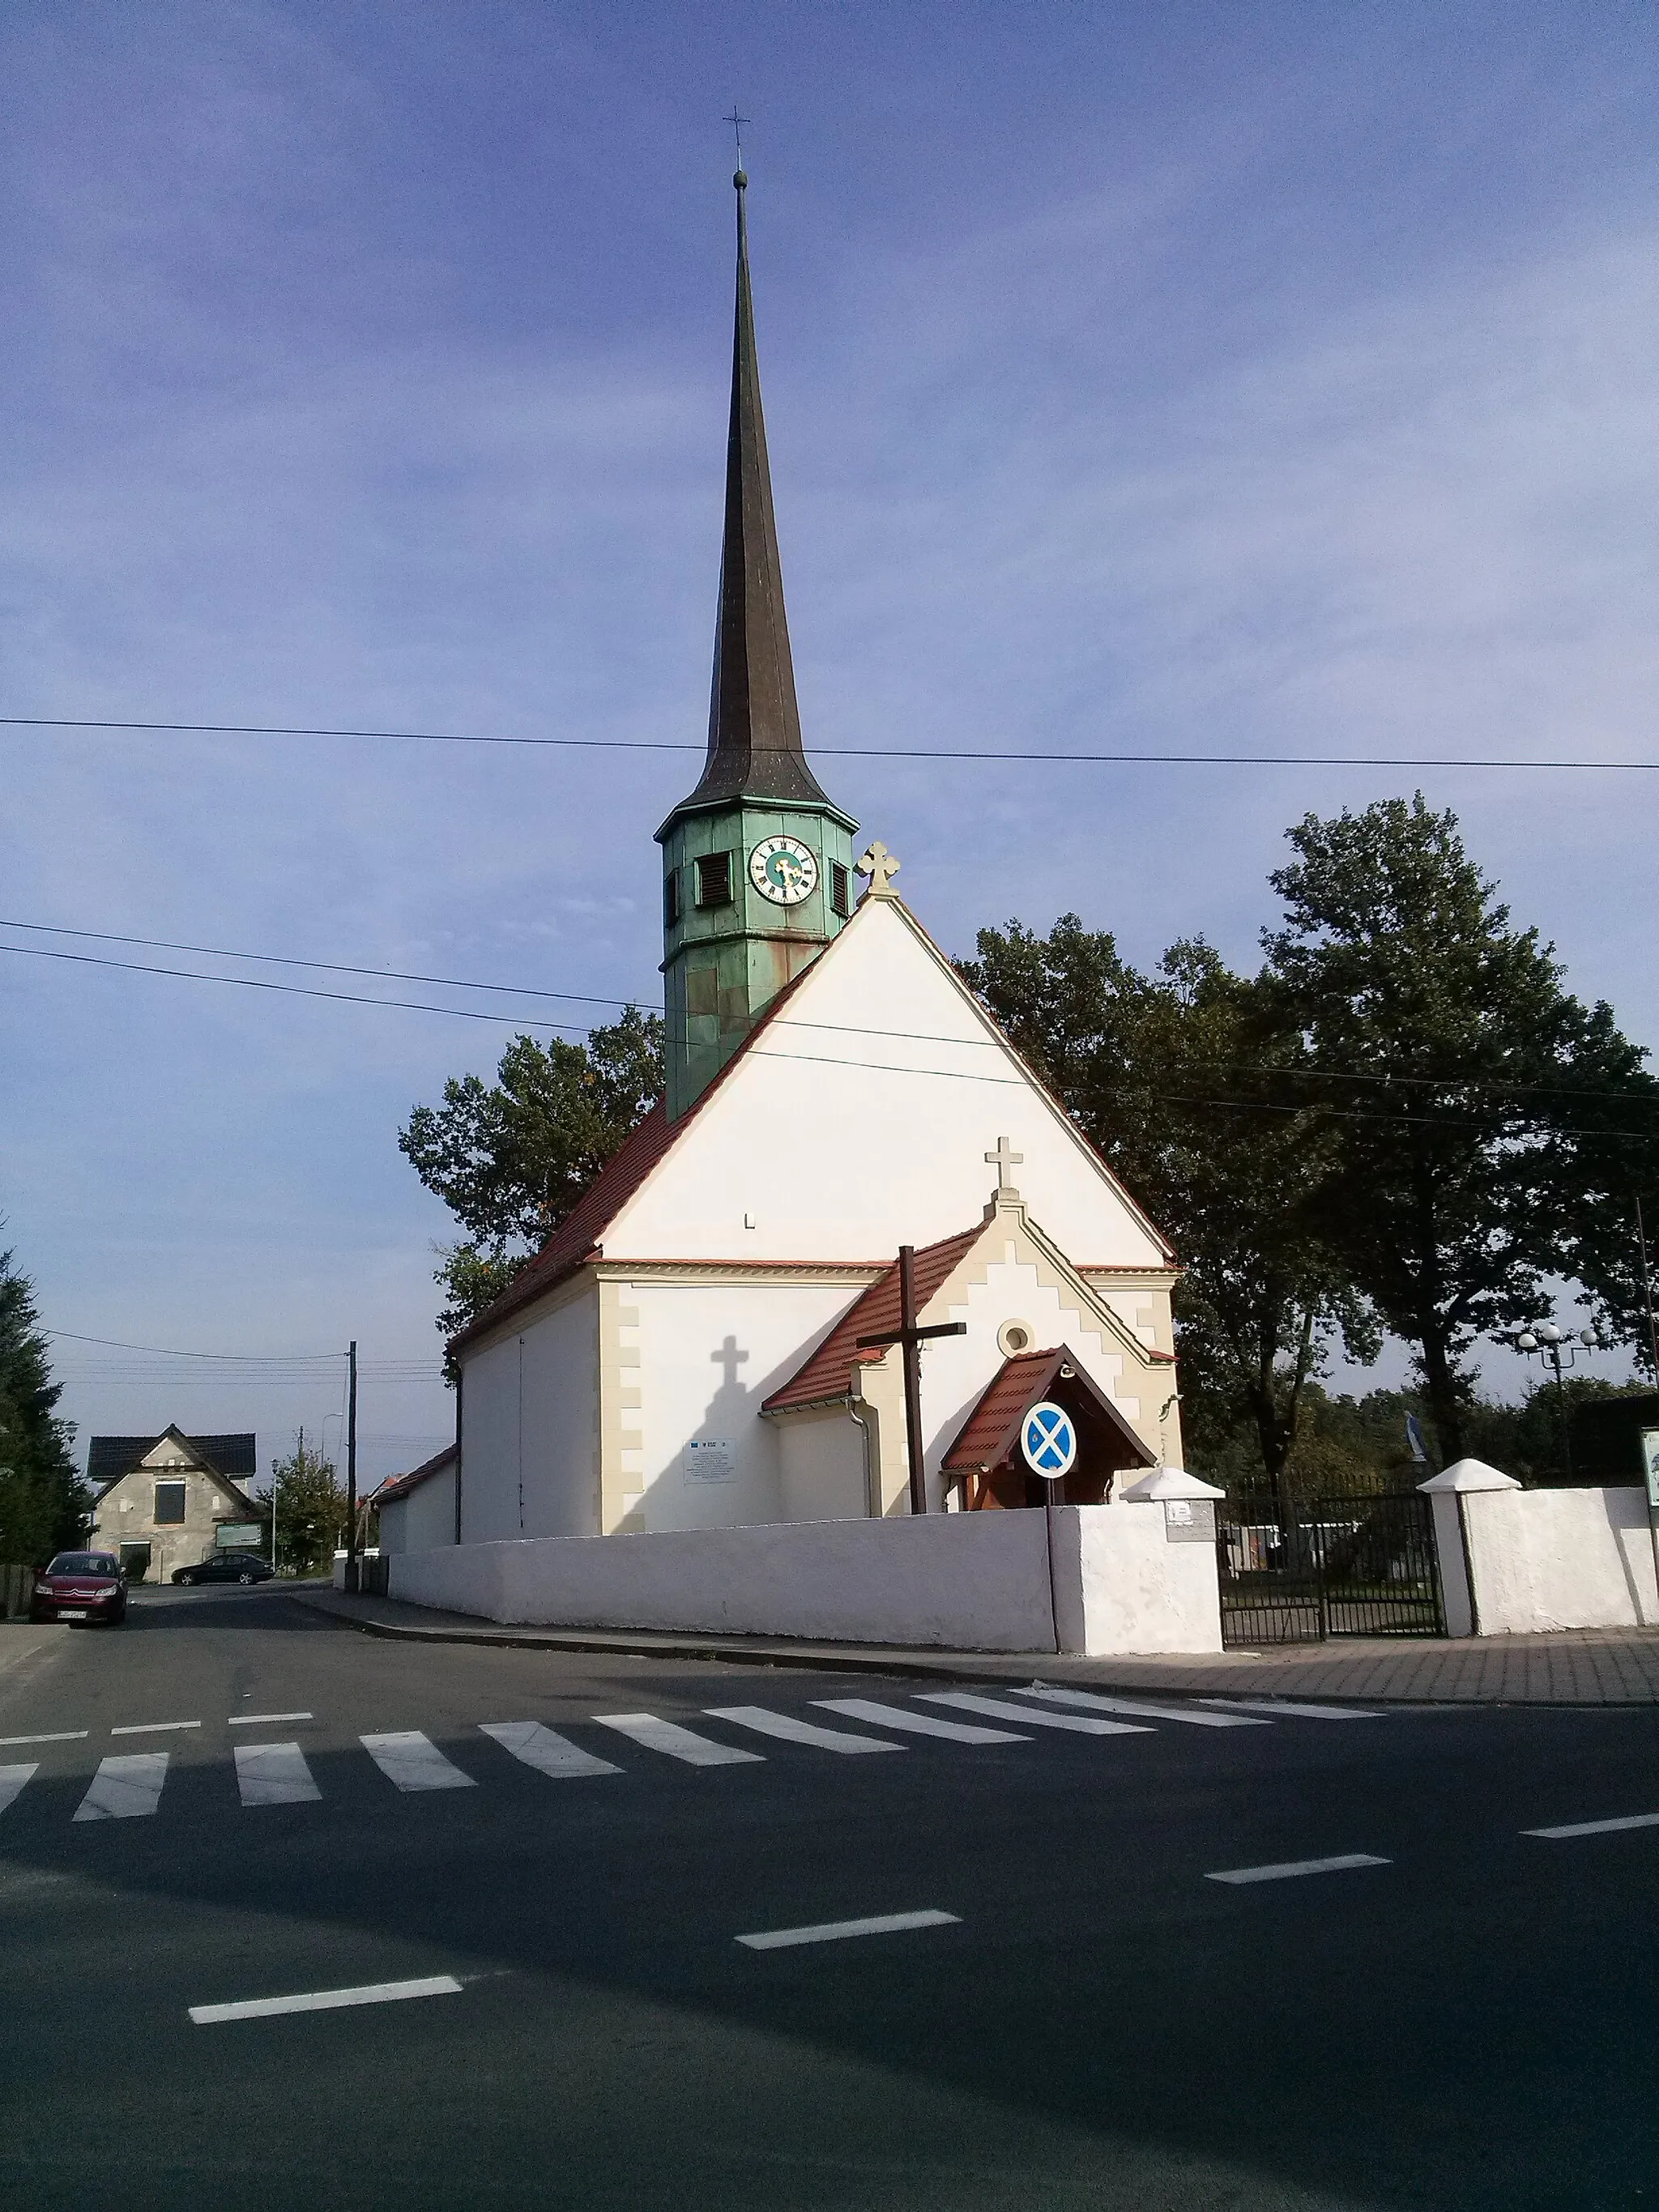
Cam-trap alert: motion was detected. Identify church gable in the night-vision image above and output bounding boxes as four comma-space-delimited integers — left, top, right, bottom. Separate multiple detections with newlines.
603, 890, 1174, 1270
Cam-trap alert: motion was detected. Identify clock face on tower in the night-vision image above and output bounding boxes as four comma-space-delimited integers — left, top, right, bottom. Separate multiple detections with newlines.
748, 835, 818, 906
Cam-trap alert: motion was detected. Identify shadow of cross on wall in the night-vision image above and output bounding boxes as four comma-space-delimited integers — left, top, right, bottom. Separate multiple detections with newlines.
688, 1334, 753, 1491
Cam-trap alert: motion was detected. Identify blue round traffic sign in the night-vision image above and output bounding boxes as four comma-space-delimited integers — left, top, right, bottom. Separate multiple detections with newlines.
1021, 1401, 1077, 1479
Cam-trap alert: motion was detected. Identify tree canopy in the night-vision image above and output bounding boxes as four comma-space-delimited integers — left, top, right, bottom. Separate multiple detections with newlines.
0, 1242, 87, 1565
964, 797, 1657, 1484
399, 1008, 663, 1347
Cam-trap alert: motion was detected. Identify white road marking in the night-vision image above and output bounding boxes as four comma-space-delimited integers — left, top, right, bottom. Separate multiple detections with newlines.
0, 1730, 88, 1747
360, 1732, 476, 1792
737, 1909, 961, 1951
1018, 1685, 1267, 1728
229, 1712, 313, 1727
1206, 1853, 1391, 1885
591, 1712, 765, 1767
0, 1762, 40, 1813
814, 1698, 1032, 1745
110, 1720, 202, 1736
190, 1975, 463, 2024
1197, 1698, 1385, 1721
74, 1752, 169, 1821
704, 1705, 905, 1755
480, 1721, 623, 1779
1523, 1812, 1659, 1839
234, 1742, 322, 1806
918, 1690, 1152, 1737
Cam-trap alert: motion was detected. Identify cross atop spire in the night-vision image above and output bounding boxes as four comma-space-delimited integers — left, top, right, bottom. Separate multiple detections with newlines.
674, 169, 835, 816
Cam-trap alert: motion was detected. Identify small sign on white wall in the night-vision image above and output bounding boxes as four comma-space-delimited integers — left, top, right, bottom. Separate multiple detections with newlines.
684, 1440, 736, 1483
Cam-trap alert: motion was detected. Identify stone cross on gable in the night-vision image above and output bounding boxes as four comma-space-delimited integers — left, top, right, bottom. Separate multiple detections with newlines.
857, 840, 900, 895
985, 1136, 1024, 1196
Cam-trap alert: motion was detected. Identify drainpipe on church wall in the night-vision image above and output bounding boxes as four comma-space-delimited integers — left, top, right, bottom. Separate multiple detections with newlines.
847, 1388, 877, 1518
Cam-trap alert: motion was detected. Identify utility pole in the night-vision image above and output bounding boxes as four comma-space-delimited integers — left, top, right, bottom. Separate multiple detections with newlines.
856, 1246, 966, 1515
1636, 1197, 1659, 1387
345, 1341, 359, 1594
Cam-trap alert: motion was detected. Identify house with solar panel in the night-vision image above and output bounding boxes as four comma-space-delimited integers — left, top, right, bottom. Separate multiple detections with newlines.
86, 1427, 261, 1582
442, 176, 1183, 1547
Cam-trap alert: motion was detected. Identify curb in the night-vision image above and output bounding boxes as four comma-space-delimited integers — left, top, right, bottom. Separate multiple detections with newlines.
283, 1590, 1659, 1706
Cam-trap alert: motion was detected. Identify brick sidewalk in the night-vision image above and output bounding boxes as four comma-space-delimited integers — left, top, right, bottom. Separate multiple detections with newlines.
290, 1587, 1659, 1705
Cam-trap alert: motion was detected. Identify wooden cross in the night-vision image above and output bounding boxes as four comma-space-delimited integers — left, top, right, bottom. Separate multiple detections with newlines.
856, 1245, 966, 1515
857, 840, 900, 894
985, 1136, 1024, 1195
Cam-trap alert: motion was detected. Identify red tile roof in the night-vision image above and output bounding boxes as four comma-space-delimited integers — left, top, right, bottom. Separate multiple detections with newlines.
940, 1345, 1157, 1473
761, 1223, 984, 1413
369, 1444, 457, 1507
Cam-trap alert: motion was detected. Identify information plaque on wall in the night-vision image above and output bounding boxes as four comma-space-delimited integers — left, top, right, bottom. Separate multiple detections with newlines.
684, 1440, 736, 1483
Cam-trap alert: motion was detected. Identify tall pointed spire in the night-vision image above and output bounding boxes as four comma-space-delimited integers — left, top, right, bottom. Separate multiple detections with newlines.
680, 169, 832, 812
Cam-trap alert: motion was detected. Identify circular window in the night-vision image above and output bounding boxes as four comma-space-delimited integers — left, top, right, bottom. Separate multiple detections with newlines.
998, 1320, 1033, 1357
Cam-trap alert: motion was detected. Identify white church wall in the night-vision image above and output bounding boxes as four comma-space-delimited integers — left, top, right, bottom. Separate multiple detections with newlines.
460, 1289, 598, 1541
777, 1404, 868, 1521
1457, 1486, 1659, 1634
519, 1296, 599, 1539
379, 1468, 456, 1555
621, 1276, 858, 1530
388, 1502, 1222, 1653
605, 900, 1171, 1269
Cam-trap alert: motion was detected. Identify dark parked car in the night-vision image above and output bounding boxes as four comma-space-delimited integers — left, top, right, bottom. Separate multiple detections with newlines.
31, 1552, 127, 1626
172, 1551, 274, 1587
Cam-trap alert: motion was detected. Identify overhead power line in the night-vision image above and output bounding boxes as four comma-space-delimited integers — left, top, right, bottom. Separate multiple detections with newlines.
4, 918, 1656, 1107
2, 713, 1655, 772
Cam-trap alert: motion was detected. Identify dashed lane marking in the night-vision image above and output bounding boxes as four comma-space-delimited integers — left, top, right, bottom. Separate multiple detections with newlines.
704, 1705, 905, 1755
1018, 1686, 1268, 1728
1196, 1698, 1386, 1720
234, 1742, 322, 1806
591, 1712, 765, 1767
74, 1752, 169, 1821
190, 1975, 463, 2024
1523, 1812, 1659, 1839
479, 1720, 623, 1779
0, 1762, 40, 1814
1206, 1854, 1391, 1885
918, 1690, 1153, 1737
229, 1712, 313, 1727
0, 1730, 88, 1747
737, 1909, 961, 1951
110, 1720, 202, 1736
360, 1732, 476, 1792
814, 1698, 1033, 1745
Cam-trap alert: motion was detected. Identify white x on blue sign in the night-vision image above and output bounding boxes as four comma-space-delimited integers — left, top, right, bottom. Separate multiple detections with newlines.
1021, 1401, 1077, 1478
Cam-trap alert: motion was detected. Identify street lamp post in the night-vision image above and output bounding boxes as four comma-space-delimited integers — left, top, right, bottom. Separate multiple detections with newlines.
1512, 1320, 1595, 1480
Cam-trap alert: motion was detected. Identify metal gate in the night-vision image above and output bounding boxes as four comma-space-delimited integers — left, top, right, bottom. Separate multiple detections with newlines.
1215, 1491, 1445, 1647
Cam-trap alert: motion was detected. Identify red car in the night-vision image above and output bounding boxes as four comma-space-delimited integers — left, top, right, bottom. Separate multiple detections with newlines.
30, 1552, 128, 1626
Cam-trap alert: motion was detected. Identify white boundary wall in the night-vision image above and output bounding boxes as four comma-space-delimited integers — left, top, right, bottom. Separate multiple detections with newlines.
1445, 1486, 1659, 1634
388, 1504, 1222, 1656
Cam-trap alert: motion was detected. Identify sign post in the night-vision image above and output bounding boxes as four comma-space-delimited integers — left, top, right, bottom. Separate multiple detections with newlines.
1021, 1402, 1077, 1656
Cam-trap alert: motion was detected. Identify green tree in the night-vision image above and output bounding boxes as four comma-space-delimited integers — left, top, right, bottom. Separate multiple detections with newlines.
399, 1009, 663, 1347
961, 923, 1377, 1506
264, 1430, 347, 1577
0, 1242, 87, 1565
1264, 796, 1659, 1458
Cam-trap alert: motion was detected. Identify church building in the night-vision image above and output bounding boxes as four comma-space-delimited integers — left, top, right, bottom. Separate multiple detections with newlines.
446, 170, 1183, 1545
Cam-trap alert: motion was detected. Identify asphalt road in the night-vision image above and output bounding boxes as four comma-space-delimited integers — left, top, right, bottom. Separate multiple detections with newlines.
1, 1586, 1656, 2212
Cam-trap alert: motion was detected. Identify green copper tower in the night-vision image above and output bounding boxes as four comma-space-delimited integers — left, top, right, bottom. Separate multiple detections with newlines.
657, 168, 859, 1121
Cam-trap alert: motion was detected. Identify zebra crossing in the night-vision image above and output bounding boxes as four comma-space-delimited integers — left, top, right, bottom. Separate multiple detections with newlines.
0, 1689, 1385, 1826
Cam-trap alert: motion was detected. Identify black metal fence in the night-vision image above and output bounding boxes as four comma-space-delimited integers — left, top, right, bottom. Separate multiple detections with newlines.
1215, 1491, 1445, 1647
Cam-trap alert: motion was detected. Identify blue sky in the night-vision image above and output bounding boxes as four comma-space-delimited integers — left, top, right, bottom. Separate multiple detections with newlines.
3, 2, 1656, 1479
